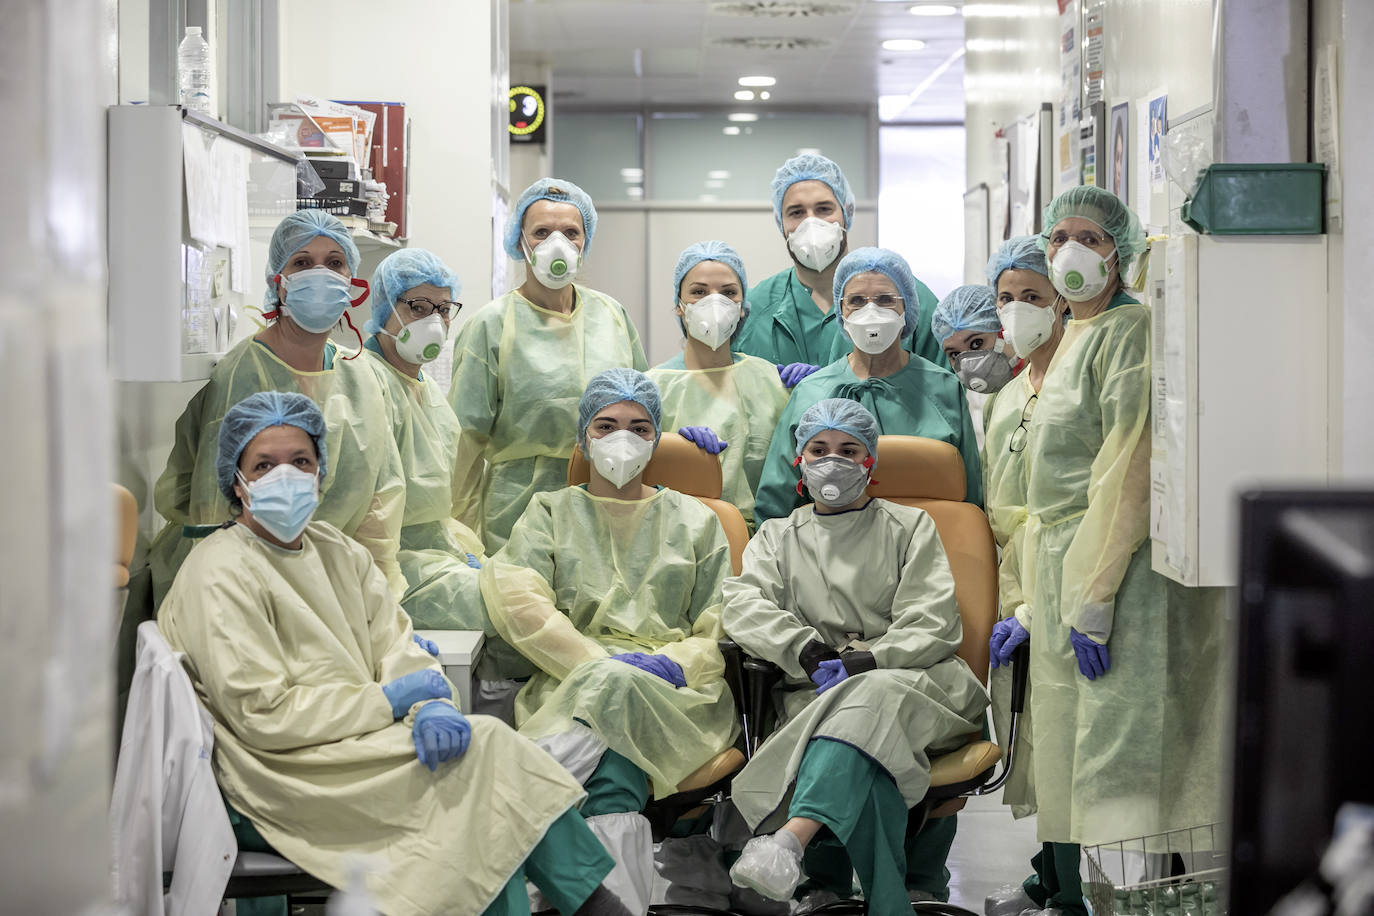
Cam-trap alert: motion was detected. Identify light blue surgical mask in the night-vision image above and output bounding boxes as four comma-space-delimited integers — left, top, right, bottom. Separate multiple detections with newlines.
238, 463, 320, 542
279, 266, 353, 333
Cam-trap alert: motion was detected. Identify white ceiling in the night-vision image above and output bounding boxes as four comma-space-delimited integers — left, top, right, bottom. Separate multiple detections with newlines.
510, 0, 968, 121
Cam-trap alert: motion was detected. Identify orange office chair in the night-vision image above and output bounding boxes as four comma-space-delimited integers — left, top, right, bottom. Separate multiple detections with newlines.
568, 431, 750, 834
113, 484, 138, 590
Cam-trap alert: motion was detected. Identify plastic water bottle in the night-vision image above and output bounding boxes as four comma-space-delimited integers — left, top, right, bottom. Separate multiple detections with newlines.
177, 26, 212, 115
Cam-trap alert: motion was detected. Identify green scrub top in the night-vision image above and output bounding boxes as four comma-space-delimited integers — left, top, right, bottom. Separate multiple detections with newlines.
753, 354, 983, 524
736, 268, 841, 366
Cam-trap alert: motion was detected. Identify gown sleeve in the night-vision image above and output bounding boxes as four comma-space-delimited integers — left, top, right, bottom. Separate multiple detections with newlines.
447, 307, 501, 531
752, 396, 807, 525
153, 383, 212, 526
721, 521, 827, 681
479, 494, 610, 679
653, 508, 731, 688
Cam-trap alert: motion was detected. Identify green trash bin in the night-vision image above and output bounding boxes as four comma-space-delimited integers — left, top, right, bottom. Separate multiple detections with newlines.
1180, 163, 1325, 235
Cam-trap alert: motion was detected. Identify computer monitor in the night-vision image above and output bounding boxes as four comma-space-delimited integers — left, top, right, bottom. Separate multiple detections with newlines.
1231, 490, 1374, 913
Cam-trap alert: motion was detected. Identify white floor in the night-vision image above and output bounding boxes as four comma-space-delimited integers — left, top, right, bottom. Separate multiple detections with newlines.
946, 790, 1040, 912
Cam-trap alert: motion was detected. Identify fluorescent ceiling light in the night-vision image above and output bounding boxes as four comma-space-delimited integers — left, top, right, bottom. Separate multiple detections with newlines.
728, 112, 759, 122
708, 170, 731, 179
626, 187, 644, 199
882, 38, 927, 51
734, 90, 756, 101
619, 168, 644, 181
738, 75, 776, 87
705, 180, 725, 189
795, 147, 821, 156
759, 91, 771, 100
909, 3, 957, 14
723, 126, 742, 135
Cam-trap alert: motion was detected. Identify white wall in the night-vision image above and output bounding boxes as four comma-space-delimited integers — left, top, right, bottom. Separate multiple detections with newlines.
278, 0, 499, 302
585, 203, 878, 366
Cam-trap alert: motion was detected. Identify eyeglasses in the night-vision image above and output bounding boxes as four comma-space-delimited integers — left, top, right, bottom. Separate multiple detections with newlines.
1008, 393, 1038, 454
1047, 229, 1110, 249
399, 296, 462, 320
843, 294, 905, 309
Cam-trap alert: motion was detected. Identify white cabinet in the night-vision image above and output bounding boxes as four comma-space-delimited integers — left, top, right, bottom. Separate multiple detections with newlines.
107, 106, 297, 381
1149, 234, 1330, 586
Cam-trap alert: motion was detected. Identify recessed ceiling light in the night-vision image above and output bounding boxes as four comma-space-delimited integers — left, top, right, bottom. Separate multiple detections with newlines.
734, 89, 756, 101
796, 147, 821, 155
723, 126, 742, 135
619, 168, 644, 181
759, 91, 772, 100
626, 186, 644, 199
708, 170, 731, 179
738, 75, 777, 87
909, 3, 957, 14
882, 38, 927, 51
728, 112, 759, 122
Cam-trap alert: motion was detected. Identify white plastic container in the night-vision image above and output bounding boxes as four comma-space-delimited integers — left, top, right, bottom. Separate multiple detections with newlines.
177, 26, 213, 115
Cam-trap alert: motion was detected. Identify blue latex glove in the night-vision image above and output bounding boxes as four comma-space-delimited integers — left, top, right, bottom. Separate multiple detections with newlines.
811, 658, 849, 694
413, 633, 440, 657
465, 553, 482, 569
678, 425, 729, 455
1069, 628, 1111, 681
612, 652, 687, 688
412, 702, 471, 771
777, 362, 820, 389
382, 669, 452, 719
988, 618, 1030, 669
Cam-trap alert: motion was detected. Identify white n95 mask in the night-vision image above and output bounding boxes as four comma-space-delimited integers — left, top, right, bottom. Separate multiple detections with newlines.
523, 231, 582, 290
384, 312, 447, 364
587, 429, 655, 488
843, 303, 905, 355
787, 217, 845, 272
999, 299, 1058, 358
682, 293, 741, 350
800, 455, 872, 508
1049, 241, 1116, 302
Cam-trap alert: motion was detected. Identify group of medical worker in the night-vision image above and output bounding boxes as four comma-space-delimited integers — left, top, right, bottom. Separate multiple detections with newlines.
142, 147, 1223, 916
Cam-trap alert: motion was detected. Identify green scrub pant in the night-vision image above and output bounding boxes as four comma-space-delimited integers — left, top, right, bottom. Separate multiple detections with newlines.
1022, 842, 1088, 915
581, 748, 652, 817
226, 804, 612, 916
793, 749, 957, 903
787, 738, 916, 916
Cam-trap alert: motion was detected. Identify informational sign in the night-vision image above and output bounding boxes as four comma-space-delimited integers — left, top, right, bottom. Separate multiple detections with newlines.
1082, 0, 1105, 108
508, 85, 547, 144
1056, 0, 1083, 195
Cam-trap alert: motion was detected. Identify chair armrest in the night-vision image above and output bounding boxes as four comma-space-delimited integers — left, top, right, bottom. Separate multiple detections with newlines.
1009, 640, 1029, 713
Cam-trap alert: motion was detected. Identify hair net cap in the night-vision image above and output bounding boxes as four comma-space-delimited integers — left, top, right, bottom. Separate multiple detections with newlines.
1038, 186, 1147, 274
771, 154, 856, 231
504, 178, 598, 262
931, 284, 1000, 347
832, 247, 921, 336
986, 235, 1050, 287
577, 368, 663, 449
367, 248, 462, 335
794, 398, 880, 457
673, 240, 748, 302
217, 391, 328, 503
263, 210, 361, 307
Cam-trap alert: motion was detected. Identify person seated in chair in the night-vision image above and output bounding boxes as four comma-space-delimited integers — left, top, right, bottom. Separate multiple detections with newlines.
158, 391, 631, 916
480, 368, 739, 915
721, 398, 988, 915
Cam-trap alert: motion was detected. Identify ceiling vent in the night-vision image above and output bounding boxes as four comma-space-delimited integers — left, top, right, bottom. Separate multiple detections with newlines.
709, 36, 833, 50
711, 1, 857, 17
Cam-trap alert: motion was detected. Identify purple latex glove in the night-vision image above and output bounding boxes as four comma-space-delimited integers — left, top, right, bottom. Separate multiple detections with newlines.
678, 425, 729, 455
1069, 628, 1111, 680
465, 553, 482, 569
988, 618, 1029, 669
777, 363, 820, 388
413, 633, 440, 657
412, 702, 471, 771
810, 658, 849, 694
612, 652, 687, 688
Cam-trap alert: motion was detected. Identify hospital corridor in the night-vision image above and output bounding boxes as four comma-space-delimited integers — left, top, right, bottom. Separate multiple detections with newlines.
4, 1, 1374, 915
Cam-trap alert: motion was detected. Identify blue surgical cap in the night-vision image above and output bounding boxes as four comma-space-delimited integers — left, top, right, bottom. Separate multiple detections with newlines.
577, 368, 663, 449
263, 210, 361, 308
503, 178, 598, 262
671, 240, 751, 339
1038, 186, 1148, 275
986, 235, 1049, 288
832, 247, 921, 336
367, 248, 462, 335
794, 398, 880, 458
771, 154, 856, 231
931, 285, 1000, 347
217, 391, 328, 507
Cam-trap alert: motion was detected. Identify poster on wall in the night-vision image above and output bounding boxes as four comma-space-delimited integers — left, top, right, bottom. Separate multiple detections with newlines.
1109, 101, 1129, 203
1056, 0, 1082, 195
1082, 0, 1105, 108
1148, 91, 1168, 186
